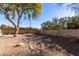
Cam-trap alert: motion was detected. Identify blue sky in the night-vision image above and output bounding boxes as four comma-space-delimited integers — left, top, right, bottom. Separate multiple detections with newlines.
0, 3, 75, 28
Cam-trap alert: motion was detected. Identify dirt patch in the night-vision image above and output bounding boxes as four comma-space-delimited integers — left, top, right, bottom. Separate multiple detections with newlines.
0, 34, 78, 56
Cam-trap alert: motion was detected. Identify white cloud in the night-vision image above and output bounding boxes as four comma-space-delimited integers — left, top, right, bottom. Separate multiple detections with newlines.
59, 3, 79, 16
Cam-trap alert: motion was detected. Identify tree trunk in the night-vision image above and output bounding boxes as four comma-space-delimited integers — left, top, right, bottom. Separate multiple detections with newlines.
30, 20, 31, 28
14, 17, 20, 37
5, 15, 17, 37
5, 15, 16, 28
13, 27, 17, 37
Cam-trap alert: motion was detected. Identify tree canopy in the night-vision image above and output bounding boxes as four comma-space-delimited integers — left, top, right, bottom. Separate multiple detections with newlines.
0, 3, 42, 37
41, 16, 79, 30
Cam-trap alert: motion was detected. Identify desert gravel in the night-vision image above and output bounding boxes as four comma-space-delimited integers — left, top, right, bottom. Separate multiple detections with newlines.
0, 33, 77, 56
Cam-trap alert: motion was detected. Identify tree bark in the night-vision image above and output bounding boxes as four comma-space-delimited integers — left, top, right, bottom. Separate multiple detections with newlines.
29, 19, 31, 28
14, 11, 24, 37
4, 12, 17, 37
5, 15, 16, 28
5, 15, 17, 37
14, 17, 20, 37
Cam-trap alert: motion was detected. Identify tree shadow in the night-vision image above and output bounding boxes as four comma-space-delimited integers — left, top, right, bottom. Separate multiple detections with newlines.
35, 34, 79, 56
41, 34, 79, 56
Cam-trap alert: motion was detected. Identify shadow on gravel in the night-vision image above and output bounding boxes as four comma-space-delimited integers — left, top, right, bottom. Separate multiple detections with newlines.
23, 33, 79, 56
41, 34, 79, 56
34, 34, 79, 56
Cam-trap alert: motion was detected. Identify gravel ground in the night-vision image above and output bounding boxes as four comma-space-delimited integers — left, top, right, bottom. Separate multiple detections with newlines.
0, 33, 78, 56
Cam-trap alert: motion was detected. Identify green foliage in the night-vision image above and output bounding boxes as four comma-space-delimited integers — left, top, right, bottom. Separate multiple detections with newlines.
41, 16, 79, 30
0, 3, 42, 36
67, 16, 79, 29
41, 21, 54, 30
0, 3, 42, 24
1, 24, 8, 29
41, 17, 66, 30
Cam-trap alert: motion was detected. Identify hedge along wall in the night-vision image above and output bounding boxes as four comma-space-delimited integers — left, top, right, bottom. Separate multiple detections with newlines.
40, 29, 79, 38
1, 28, 40, 34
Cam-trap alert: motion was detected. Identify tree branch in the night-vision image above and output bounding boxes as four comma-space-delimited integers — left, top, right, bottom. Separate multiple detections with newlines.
3, 11, 16, 28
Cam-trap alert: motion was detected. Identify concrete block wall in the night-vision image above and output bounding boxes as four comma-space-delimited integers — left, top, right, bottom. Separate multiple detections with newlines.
40, 29, 79, 38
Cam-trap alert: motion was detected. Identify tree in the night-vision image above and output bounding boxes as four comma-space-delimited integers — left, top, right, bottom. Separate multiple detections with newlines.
0, 3, 42, 37
41, 21, 54, 30
0, 4, 17, 36
41, 16, 79, 30
67, 16, 79, 29
41, 17, 66, 30
27, 4, 42, 29
1, 24, 8, 29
